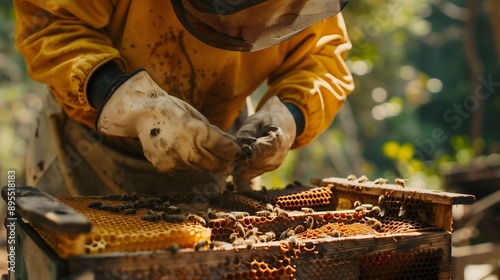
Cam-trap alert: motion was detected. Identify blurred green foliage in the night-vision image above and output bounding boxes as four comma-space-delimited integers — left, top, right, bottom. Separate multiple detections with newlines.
0, 0, 45, 184
262, 0, 500, 189
0, 0, 499, 189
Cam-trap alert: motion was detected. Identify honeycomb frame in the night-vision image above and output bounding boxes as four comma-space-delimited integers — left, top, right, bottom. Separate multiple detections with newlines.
12, 176, 474, 279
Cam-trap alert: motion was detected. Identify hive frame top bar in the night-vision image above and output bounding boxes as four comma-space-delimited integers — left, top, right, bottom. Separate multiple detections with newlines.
313, 177, 476, 205
1, 186, 92, 234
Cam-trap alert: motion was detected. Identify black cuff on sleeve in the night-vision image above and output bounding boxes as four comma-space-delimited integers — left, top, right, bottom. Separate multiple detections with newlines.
87, 61, 128, 110
283, 102, 305, 137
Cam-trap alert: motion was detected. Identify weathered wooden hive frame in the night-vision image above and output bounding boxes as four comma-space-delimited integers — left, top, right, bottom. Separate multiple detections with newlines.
2, 176, 475, 280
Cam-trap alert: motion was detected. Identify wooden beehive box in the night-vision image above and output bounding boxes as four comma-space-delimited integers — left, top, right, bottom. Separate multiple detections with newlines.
2, 176, 475, 280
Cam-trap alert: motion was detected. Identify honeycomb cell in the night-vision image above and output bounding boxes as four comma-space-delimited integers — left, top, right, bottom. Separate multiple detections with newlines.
33, 197, 211, 258
274, 186, 335, 211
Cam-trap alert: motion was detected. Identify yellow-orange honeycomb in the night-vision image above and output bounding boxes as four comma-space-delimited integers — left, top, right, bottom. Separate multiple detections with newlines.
297, 222, 379, 239
33, 197, 211, 258
274, 186, 334, 210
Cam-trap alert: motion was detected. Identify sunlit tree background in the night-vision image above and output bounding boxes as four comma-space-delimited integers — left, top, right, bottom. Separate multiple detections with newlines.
262, 0, 500, 190
1, 0, 499, 192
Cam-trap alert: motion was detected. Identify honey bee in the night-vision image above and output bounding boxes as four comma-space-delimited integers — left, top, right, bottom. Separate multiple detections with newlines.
265, 203, 275, 212
161, 214, 180, 223
304, 216, 315, 230
331, 230, 341, 238
258, 231, 276, 243
245, 235, 260, 250
206, 208, 221, 220
294, 225, 305, 234
225, 181, 237, 192
244, 227, 261, 238
228, 232, 239, 242
209, 241, 227, 251
366, 217, 383, 230
365, 217, 378, 226
273, 207, 289, 218
394, 178, 407, 188
233, 222, 246, 237
293, 180, 304, 187
169, 243, 179, 253
175, 216, 184, 223
398, 204, 407, 217
353, 201, 362, 208
112, 205, 125, 213
161, 213, 176, 222
279, 228, 295, 240
130, 193, 139, 201
166, 206, 182, 214
195, 240, 209, 251
301, 207, 315, 214
133, 200, 145, 210
121, 193, 130, 201
144, 201, 159, 209
187, 214, 207, 226
316, 233, 328, 239
261, 186, 267, 195
141, 214, 160, 222
232, 212, 249, 219
122, 209, 137, 215
222, 213, 238, 223
357, 175, 369, 183
287, 235, 300, 247
354, 206, 367, 213
152, 205, 167, 212
285, 180, 304, 189
255, 210, 273, 218
232, 237, 246, 248
368, 206, 381, 217
98, 203, 114, 212
374, 178, 388, 185
347, 174, 357, 181
146, 197, 162, 204
88, 201, 103, 209
378, 195, 386, 206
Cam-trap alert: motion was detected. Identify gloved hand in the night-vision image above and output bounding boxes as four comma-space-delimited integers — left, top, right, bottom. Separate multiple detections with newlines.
95, 70, 241, 174
233, 96, 297, 181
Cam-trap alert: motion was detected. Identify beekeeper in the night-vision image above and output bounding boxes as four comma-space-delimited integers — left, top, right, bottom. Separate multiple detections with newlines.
14, 0, 354, 196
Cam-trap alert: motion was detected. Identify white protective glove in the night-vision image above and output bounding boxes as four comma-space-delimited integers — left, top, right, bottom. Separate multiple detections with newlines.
96, 70, 241, 174
233, 96, 297, 181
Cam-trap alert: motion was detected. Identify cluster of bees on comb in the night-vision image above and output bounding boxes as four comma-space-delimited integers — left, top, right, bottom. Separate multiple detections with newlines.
88, 194, 204, 225
84, 176, 426, 254
86, 191, 331, 252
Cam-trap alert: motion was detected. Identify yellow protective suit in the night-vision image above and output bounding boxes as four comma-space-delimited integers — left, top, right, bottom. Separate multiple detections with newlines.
15, 0, 354, 149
